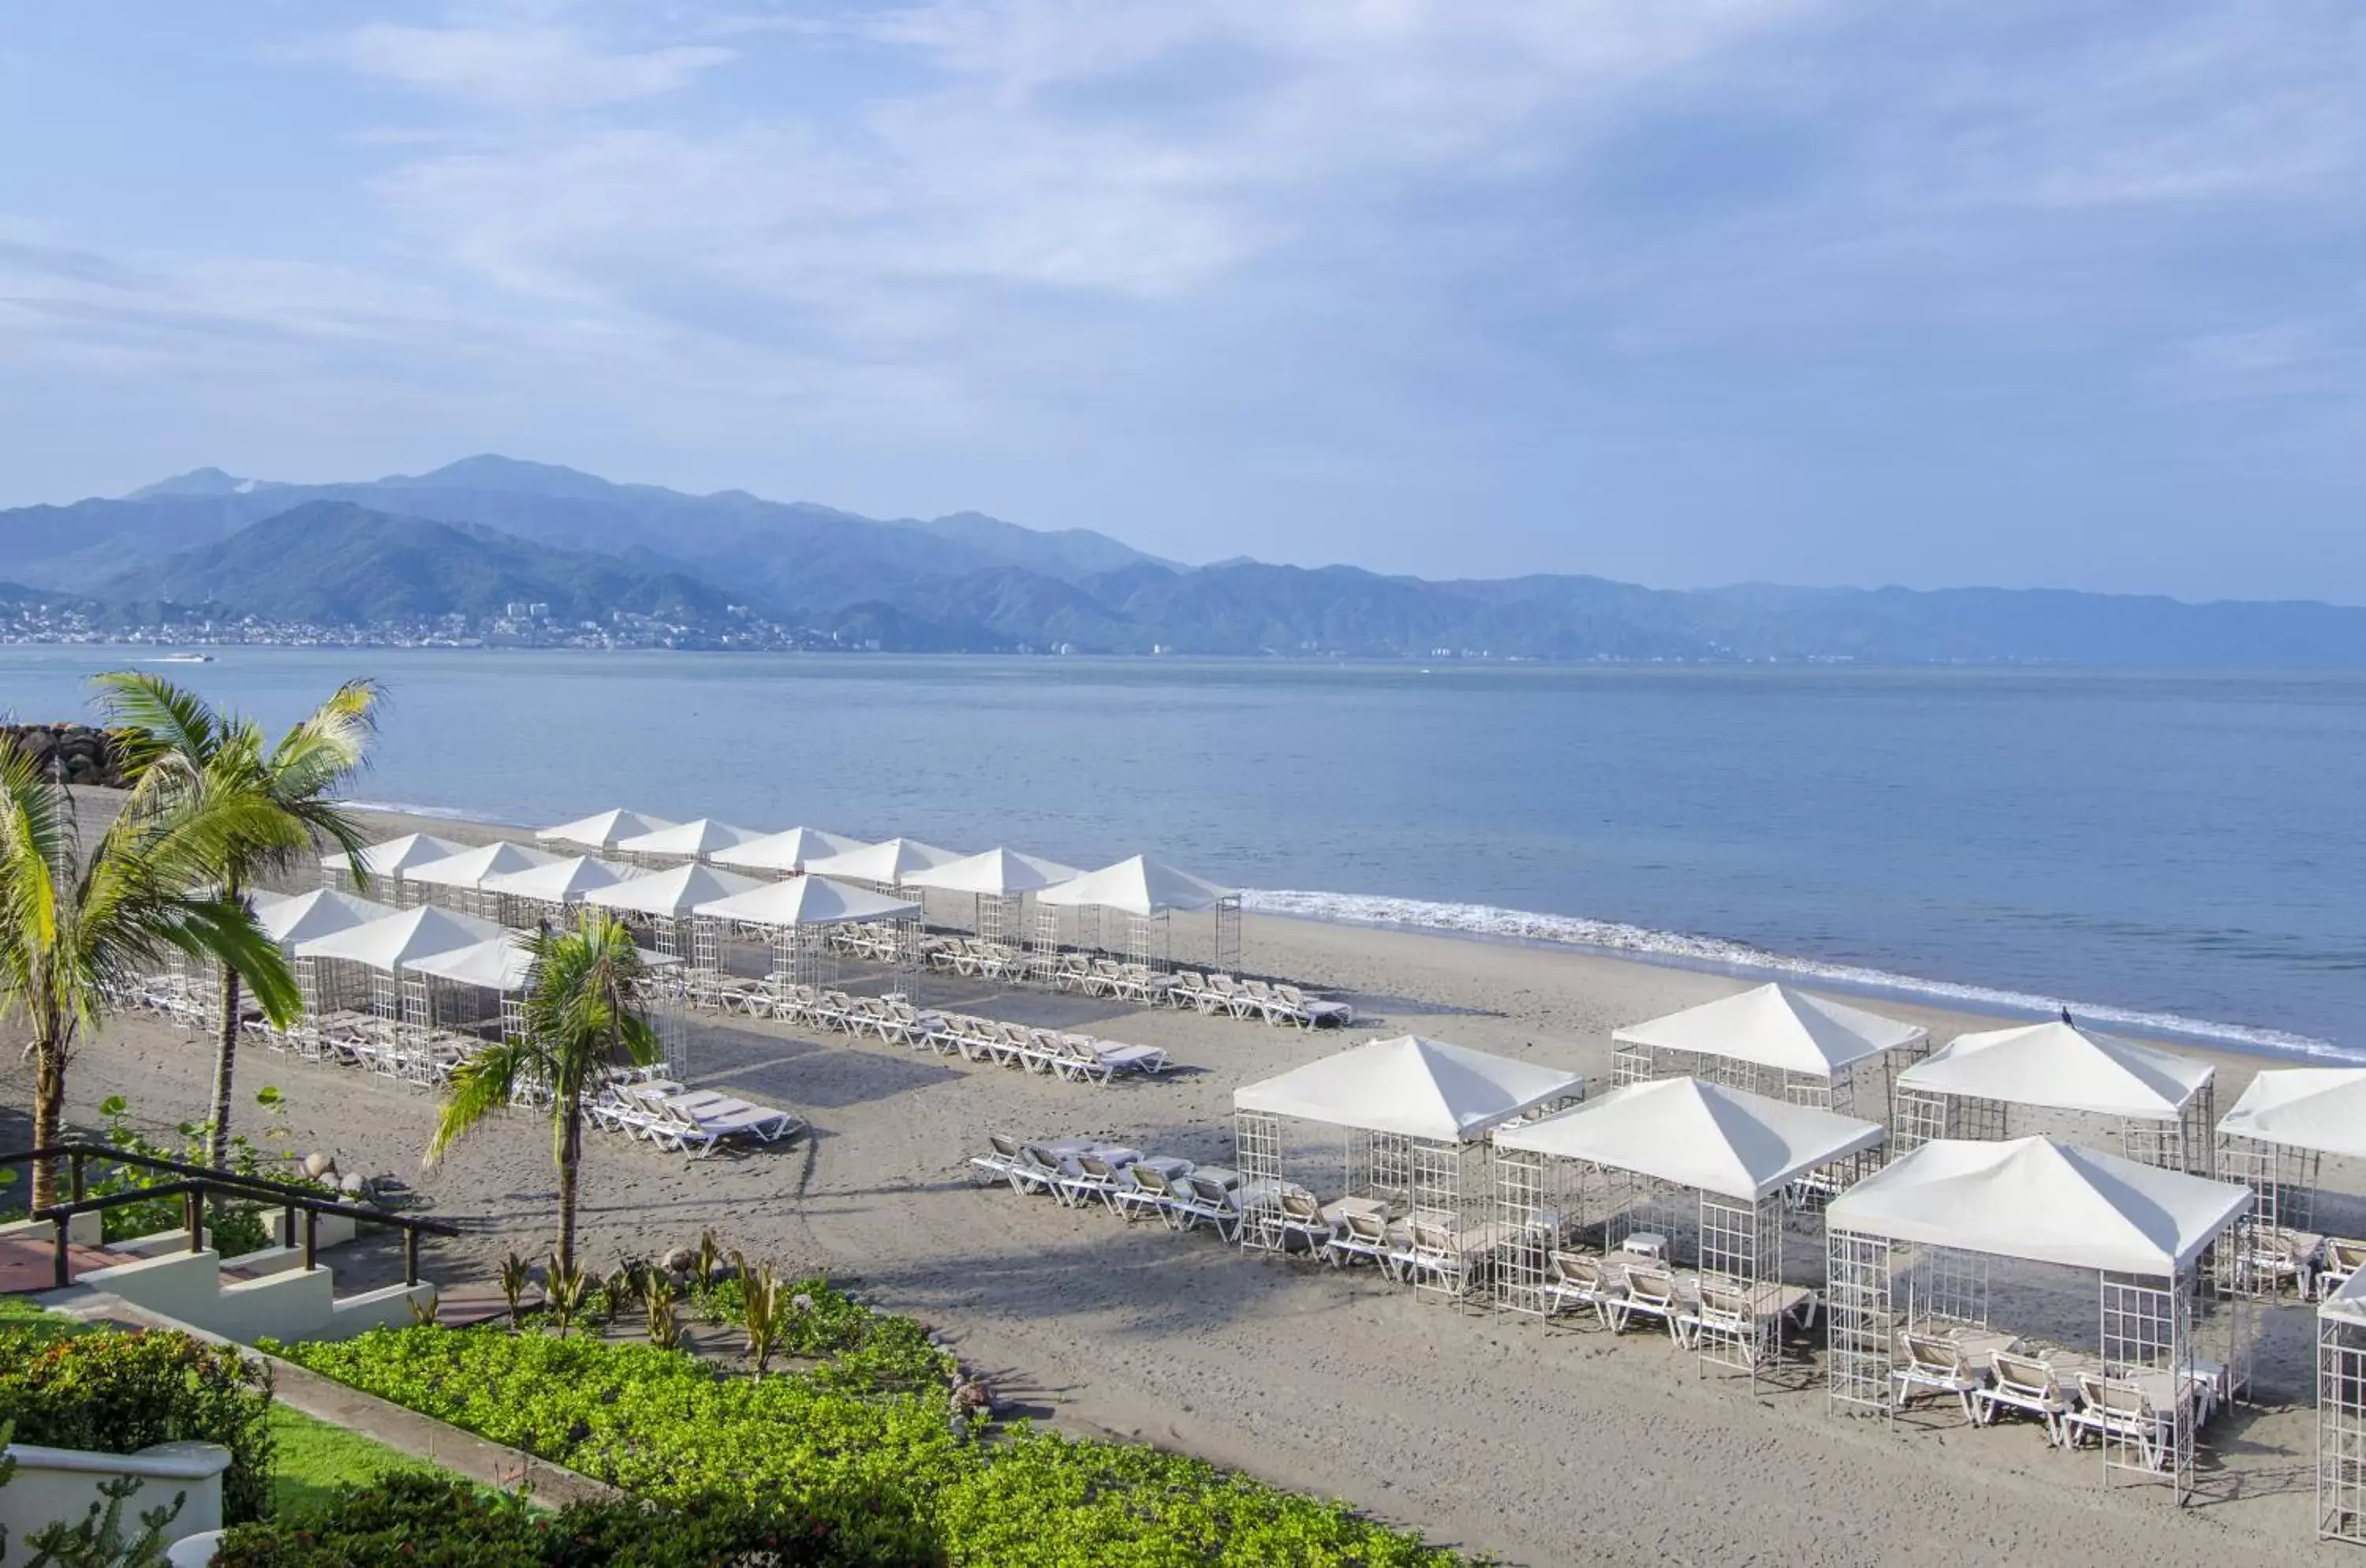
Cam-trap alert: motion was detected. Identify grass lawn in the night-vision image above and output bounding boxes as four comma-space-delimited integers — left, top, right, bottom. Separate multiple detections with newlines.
3, 1294, 450, 1518
268, 1404, 450, 1518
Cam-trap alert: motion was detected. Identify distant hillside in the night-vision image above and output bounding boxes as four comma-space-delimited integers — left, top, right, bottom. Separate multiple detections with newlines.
97, 501, 731, 625
5, 455, 1165, 606
9, 456, 2366, 663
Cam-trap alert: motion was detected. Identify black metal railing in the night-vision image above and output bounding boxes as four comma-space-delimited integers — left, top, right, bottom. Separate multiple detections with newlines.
3, 1142, 458, 1291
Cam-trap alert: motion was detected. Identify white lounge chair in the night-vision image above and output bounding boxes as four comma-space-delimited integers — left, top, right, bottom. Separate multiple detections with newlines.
1979, 1351, 2074, 1446
1610, 1264, 1688, 1342
1112, 1157, 1194, 1223
1891, 1332, 1985, 1422
2064, 1373, 2181, 1471
1540, 1250, 1620, 1328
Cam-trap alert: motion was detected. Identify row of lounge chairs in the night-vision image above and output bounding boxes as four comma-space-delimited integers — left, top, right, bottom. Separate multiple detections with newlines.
588, 1076, 805, 1158
2241, 1224, 2366, 1301
920, 941, 1354, 1028
1891, 1327, 2230, 1473
971, 1135, 1260, 1233
763, 989, 1170, 1083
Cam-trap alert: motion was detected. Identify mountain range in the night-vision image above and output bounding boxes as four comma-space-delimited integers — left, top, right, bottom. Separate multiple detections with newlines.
5, 454, 2364, 663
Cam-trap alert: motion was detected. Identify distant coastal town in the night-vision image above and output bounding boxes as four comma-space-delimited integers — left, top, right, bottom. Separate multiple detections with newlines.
0, 598, 870, 654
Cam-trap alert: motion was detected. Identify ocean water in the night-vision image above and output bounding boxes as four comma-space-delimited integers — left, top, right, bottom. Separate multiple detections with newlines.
4, 647, 2360, 1059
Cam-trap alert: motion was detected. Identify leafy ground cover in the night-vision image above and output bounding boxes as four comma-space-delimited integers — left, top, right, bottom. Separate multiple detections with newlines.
268, 1277, 1466, 1566
267, 1405, 447, 1519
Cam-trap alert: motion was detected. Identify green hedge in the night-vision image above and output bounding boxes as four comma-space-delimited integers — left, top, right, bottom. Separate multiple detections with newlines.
268, 1281, 1462, 1566
216, 1473, 867, 1567
0, 1325, 277, 1524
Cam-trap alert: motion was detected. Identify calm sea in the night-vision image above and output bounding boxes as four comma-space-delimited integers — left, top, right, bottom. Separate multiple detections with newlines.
4, 648, 2360, 1059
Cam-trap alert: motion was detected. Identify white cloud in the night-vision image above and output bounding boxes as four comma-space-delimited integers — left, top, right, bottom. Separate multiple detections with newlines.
332, 24, 734, 113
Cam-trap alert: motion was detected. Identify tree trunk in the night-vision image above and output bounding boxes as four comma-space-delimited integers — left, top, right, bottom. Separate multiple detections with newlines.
29, 1018, 66, 1211
555, 1088, 582, 1276
207, 963, 242, 1168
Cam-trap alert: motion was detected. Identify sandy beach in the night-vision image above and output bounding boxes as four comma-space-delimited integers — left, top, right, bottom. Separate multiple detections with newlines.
4, 801, 2347, 1567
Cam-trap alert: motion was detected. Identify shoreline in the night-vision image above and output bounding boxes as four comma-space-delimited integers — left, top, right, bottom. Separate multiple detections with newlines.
342, 793, 2359, 1067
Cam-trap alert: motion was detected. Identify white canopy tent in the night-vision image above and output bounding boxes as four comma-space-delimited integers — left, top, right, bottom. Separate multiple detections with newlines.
2318, 1265, 2366, 1541
614, 818, 765, 865
1034, 853, 1241, 973
584, 864, 765, 976
536, 809, 677, 853
800, 837, 964, 887
377, 930, 688, 1077
1232, 1036, 1584, 1282
252, 887, 400, 1018
1824, 1136, 2252, 1499
479, 854, 633, 910
251, 887, 398, 947
1610, 983, 1928, 1114
319, 833, 468, 904
710, 827, 869, 876
293, 905, 504, 1043
2215, 1066, 2366, 1272
401, 841, 561, 918
1892, 1021, 2216, 1173
1494, 1078, 1884, 1376
691, 875, 924, 998
900, 847, 1080, 945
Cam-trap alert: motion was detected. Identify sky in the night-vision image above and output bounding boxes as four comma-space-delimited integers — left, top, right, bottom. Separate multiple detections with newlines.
2, 2, 2363, 601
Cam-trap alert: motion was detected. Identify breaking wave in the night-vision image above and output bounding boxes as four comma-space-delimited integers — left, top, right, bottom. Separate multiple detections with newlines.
1240, 888, 2362, 1065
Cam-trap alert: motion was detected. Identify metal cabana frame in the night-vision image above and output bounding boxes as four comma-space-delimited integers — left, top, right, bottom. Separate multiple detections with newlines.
1823, 1137, 2252, 1506
2319, 1267, 2366, 1541
1891, 1081, 2217, 1174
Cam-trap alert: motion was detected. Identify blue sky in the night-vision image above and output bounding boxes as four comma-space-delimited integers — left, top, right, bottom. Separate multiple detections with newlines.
2, 2, 2361, 600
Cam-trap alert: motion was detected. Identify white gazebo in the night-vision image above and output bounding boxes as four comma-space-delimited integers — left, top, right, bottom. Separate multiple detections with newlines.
800, 837, 963, 888
478, 855, 633, 927
1232, 1036, 1584, 1291
614, 818, 764, 868
401, 841, 561, 920
1610, 983, 1929, 1116
584, 863, 766, 962
1892, 1021, 2216, 1174
2217, 1067, 2366, 1237
691, 875, 924, 1003
402, 932, 688, 1080
319, 833, 468, 905
1036, 853, 1241, 975
251, 887, 398, 1018
710, 827, 870, 877
899, 847, 1080, 946
2319, 1266, 2366, 1541
1824, 1136, 2251, 1501
536, 809, 677, 853
293, 905, 504, 1044
1494, 1077, 1884, 1380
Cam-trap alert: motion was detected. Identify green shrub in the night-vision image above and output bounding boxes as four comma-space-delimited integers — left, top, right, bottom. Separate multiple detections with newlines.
86, 1089, 322, 1257
213, 1473, 882, 1567
265, 1278, 1465, 1565
0, 1327, 277, 1524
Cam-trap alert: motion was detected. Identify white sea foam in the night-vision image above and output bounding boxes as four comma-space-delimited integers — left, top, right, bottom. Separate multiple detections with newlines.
1241, 888, 2364, 1065
344, 798, 521, 828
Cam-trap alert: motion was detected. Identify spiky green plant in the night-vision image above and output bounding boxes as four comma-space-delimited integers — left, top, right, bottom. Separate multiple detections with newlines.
544, 1253, 590, 1336
695, 1227, 722, 1286
497, 1250, 531, 1327
737, 1257, 785, 1375
642, 1271, 683, 1352
95, 671, 379, 1167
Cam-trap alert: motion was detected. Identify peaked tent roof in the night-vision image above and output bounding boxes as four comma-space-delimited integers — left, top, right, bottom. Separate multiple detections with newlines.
2217, 1067, 2366, 1159
1233, 1036, 1584, 1143
322, 833, 468, 879
249, 888, 399, 947
1611, 983, 1928, 1077
694, 875, 921, 927
405, 932, 679, 991
292, 905, 504, 972
1896, 1021, 2213, 1120
800, 838, 965, 886
479, 855, 633, 905
1826, 1135, 2248, 1275
710, 827, 871, 874
583, 863, 766, 917
536, 809, 677, 851
1494, 1077, 1886, 1202
403, 841, 562, 890
1035, 854, 1235, 915
614, 819, 765, 860
899, 847, 1081, 897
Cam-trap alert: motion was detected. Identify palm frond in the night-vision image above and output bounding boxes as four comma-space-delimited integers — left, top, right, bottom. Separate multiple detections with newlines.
428, 1036, 540, 1167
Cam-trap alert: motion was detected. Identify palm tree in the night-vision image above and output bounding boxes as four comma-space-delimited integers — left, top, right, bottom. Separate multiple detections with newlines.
0, 742, 302, 1211
427, 914, 657, 1275
95, 672, 379, 1168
